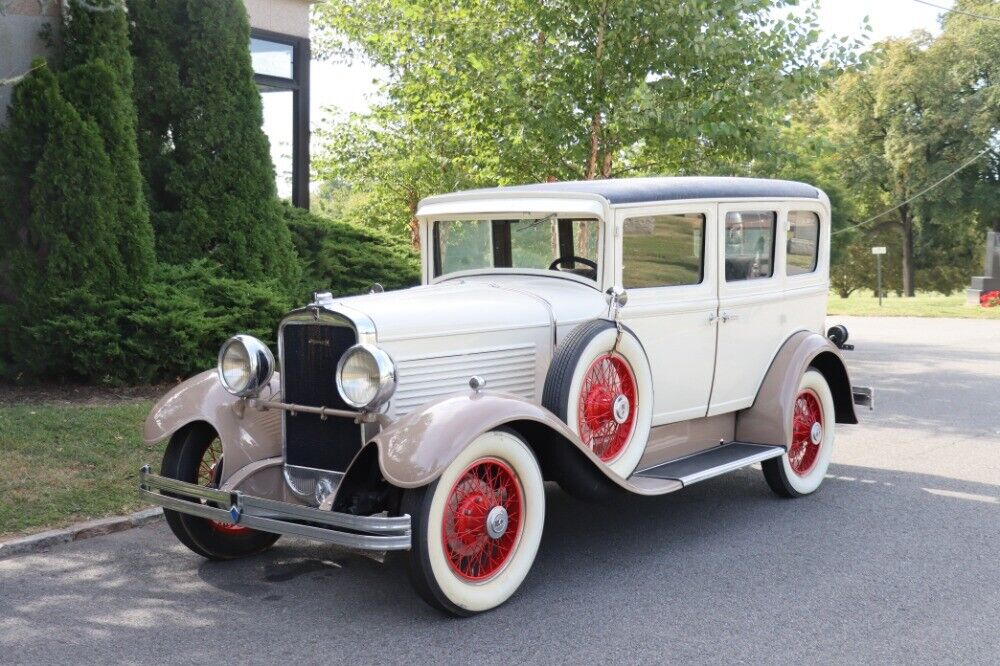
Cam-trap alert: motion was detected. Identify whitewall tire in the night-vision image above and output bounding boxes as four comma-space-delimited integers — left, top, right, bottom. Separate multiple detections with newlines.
401, 429, 545, 616
543, 320, 653, 478
762, 369, 836, 497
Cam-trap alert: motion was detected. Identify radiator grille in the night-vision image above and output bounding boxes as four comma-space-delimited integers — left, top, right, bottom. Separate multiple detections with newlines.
281, 323, 361, 471
390, 344, 536, 416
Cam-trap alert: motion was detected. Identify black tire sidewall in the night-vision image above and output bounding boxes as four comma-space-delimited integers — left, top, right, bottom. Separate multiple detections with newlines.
161, 424, 279, 560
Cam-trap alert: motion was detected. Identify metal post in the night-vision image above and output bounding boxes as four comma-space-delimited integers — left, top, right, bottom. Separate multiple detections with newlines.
872, 246, 887, 306
876, 254, 883, 307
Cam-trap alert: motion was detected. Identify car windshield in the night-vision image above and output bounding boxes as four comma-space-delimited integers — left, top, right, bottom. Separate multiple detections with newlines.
432, 217, 600, 281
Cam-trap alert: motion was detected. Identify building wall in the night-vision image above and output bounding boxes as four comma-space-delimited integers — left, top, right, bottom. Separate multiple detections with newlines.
244, 0, 310, 39
0, 1, 61, 123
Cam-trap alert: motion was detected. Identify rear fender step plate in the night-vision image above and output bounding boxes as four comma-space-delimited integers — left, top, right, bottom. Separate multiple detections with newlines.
631, 442, 785, 487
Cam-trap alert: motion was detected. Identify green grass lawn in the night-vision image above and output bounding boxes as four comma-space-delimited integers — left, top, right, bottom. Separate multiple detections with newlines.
0, 401, 163, 538
828, 290, 1000, 319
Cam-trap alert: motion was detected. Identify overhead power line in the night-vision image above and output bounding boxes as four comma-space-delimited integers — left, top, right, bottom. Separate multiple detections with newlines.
911, 0, 1000, 23
832, 146, 993, 236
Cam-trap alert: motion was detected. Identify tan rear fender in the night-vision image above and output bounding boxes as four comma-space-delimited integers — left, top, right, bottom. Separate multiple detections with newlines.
367, 390, 682, 497
736, 331, 858, 447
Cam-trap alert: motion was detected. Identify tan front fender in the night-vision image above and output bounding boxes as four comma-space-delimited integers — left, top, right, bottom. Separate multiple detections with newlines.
368, 391, 682, 497
143, 370, 283, 484
736, 331, 858, 447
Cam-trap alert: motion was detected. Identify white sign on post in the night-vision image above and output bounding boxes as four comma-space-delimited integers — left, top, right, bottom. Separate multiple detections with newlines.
872, 246, 887, 255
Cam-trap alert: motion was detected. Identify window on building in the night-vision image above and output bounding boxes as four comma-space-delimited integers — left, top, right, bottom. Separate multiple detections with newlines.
251, 31, 309, 208
787, 211, 820, 275
622, 213, 706, 288
724, 211, 776, 281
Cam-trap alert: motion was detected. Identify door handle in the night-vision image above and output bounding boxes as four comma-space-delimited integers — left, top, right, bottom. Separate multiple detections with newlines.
720, 311, 739, 323
708, 312, 719, 324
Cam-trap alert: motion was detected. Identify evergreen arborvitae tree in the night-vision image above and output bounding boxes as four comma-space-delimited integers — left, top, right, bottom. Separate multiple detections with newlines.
131, 0, 299, 285
61, 61, 155, 284
60, 0, 155, 284
61, 0, 134, 89
0, 62, 63, 306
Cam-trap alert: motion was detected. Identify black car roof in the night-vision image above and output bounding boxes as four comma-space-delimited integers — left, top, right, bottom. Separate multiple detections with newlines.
432, 176, 820, 206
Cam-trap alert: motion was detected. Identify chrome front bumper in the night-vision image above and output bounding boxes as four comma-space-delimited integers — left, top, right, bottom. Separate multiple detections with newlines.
138, 466, 411, 551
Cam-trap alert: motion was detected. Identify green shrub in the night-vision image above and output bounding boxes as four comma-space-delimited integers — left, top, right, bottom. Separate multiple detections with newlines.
283, 203, 421, 298
13, 261, 292, 385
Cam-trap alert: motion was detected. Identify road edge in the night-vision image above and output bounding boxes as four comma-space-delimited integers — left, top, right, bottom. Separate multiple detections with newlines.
0, 508, 163, 560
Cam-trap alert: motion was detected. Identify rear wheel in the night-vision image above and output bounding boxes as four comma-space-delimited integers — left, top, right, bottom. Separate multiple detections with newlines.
161, 424, 280, 560
402, 429, 545, 616
762, 370, 836, 497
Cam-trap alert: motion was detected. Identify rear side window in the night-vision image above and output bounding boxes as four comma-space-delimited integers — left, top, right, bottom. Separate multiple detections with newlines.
787, 211, 820, 275
724, 211, 775, 281
622, 213, 705, 288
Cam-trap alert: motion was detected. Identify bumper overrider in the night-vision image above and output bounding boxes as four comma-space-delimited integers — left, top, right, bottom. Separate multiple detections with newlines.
138, 466, 411, 551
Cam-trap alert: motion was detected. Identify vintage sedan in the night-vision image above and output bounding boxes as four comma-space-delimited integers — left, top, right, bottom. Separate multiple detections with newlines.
140, 177, 872, 615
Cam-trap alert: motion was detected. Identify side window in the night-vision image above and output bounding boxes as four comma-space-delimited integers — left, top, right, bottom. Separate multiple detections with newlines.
622, 213, 705, 288
724, 211, 776, 281
787, 211, 820, 275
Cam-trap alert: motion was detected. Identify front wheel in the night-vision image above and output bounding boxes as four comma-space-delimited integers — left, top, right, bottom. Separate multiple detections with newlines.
762, 369, 837, 497
401, 429, 545, 616
161, 424, 280, 560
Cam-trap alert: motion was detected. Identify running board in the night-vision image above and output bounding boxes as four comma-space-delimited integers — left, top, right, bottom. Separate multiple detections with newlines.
632, 442, 785, 487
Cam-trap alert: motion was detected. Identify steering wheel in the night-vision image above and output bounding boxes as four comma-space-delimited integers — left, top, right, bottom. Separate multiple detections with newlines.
549, 256, 598, 271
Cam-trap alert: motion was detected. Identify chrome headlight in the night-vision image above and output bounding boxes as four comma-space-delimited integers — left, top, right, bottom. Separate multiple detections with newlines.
336, 343, 396, 410
217, 335, 275, 397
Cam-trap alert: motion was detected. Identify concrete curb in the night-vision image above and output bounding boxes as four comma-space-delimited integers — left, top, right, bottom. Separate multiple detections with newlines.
0, 508, 163, 560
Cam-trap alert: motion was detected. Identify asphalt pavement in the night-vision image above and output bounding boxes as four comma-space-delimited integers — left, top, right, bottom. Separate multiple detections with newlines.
2, 316, 998, 664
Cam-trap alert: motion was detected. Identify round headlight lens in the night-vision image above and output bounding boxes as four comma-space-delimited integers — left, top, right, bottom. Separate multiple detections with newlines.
217, 335, 274, 397
336, 344, 396, 409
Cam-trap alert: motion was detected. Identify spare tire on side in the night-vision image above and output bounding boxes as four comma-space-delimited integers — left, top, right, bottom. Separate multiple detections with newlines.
542, 319, 653, 480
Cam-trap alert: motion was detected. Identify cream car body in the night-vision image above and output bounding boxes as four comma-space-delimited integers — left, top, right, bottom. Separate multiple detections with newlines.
140, 177, 871, 615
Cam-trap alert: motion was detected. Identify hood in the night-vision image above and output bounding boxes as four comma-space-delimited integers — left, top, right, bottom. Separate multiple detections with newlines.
331, 275, 607, 343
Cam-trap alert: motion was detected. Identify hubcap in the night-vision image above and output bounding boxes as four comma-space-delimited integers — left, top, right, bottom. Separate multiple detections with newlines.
612, 394, 630, 424
486, 505, 509, 539
788, 389, 824, 477
577, 353, 638, 462
810, 421, 823, 445
442, 458, 523, 581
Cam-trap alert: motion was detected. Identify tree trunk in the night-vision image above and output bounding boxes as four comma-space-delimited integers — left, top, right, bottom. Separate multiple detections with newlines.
583, 2, 607, 181
900, 205, 916, 297
406, 189, 420, 250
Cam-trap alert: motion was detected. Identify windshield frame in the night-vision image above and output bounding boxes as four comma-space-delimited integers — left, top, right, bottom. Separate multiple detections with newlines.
426, 214, 606, 288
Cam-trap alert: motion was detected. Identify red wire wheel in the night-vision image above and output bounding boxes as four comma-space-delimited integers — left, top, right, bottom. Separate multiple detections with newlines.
576, 352, 638, 462
788, 388, 824, 477
197, 438, 249, 535
441, 457, 523, 582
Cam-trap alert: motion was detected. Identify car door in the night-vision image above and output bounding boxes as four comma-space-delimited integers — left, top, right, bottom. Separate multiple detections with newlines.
616, 202, 718, 424
709, 202, 788, 416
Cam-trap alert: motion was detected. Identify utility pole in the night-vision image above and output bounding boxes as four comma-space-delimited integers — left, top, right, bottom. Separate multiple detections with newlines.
872, 246, 886, 306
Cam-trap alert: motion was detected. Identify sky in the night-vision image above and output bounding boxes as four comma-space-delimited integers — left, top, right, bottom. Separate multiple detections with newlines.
308, 0, 956, 125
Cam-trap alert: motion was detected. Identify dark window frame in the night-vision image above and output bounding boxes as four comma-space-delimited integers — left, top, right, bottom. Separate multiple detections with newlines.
251, 28, 310, 209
